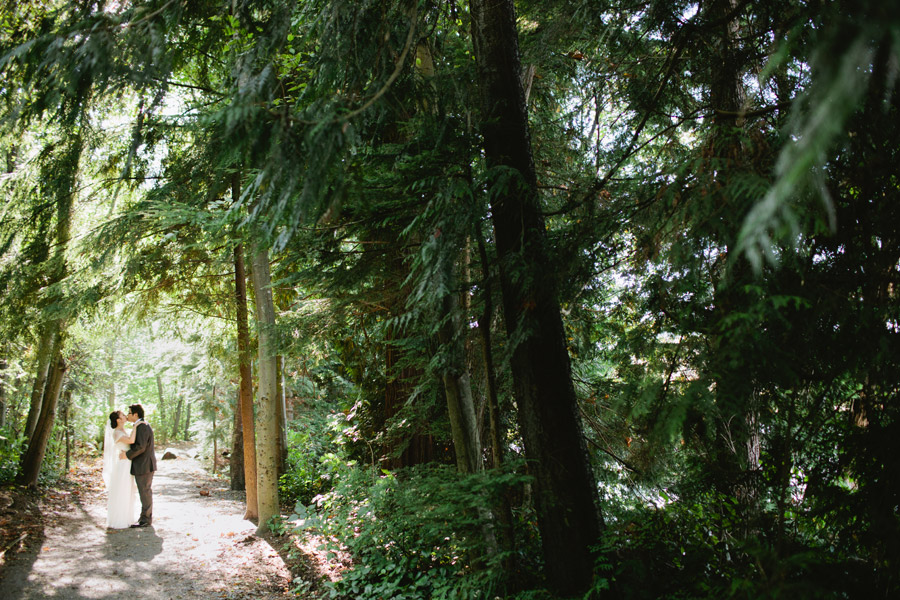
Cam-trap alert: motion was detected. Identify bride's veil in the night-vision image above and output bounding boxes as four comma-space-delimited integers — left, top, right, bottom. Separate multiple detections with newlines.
102, 423, 115, 491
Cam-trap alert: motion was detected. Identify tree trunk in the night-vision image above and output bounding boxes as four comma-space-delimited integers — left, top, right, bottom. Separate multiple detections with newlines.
212, 385, 218, 474
62, 389, 72, 471
276, 355, 288, 477
156, 374, 167, 445
230, 386, 246, 491
106, 342, 116, 411
24, 329, 55, 443
250, 239, 279, 535
234, 234, 258, 518
437, 260, 482, 474
474, 226, 504, 469
705, 0, 759, 510
474, 226, 517, 566
470, 0, 604, 593
0, 358, 7, 429
18, 352, 67, 488
171, 393, 183, 440
183, 398, 191, 440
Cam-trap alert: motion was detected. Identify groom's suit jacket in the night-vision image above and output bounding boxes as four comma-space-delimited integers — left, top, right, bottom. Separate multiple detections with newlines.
126, 420, 157, 476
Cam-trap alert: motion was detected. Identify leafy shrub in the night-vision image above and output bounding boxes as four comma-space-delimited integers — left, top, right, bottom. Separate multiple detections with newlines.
0, 429, 23, 484
292, 458, 531, 600
279, 398, 338, 506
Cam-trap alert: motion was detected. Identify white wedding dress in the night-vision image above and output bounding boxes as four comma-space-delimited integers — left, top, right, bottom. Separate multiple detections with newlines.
103, 428, 137, 529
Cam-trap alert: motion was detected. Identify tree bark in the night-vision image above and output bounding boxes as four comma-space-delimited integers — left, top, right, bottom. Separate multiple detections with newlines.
24, 329, 55, 443
470, 0, 604, 593
106, 342, 116, 411
171, 393, 183, 440
250, 239, 279, 535
234, 237, 259, 518
230, 386, 246, 491
18, 352, 67, 488
155, 374, 167, 444
437, 260, 482, 474
212, 385, 218, 474
0, 358, 7, 429
474, 226, 504, 469
183, 397, 191, 440
276, 355, 288, 477
62, 389, 72, 471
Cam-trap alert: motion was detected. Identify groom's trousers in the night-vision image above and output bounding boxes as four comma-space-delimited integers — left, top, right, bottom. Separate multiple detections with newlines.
135, 471, 154, 524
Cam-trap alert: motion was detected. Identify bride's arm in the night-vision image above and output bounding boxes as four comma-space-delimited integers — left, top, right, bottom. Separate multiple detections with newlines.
122, 426, 138, 445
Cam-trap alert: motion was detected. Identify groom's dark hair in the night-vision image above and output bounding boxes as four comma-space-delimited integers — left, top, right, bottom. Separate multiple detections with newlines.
129, 404, 144, 420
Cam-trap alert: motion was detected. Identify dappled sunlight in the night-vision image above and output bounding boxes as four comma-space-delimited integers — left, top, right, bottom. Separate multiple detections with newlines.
0, 450, 292, 599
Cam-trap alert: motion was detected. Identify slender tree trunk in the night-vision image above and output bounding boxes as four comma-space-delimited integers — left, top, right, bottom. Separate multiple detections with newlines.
184, 398, 191, 440
18, 352, 67, 488
474, 226, 504, 469
234, 231, 258, 517
156, 374, 167, 445
437, 260, 482, 474
235, 242, 259, 518
474, 226, 517, 566
705, 0, 759, 511
250, 239, 279, 535
62, 390, 72, 471
276, 355, 288, 477
0, 358, 7, 429
106, 342, 116, 411
470, 0, 604, 593
231, 386, 246, 491
171, 393, 183, 440
24, 329, 55, 443
212, 385, 218, 474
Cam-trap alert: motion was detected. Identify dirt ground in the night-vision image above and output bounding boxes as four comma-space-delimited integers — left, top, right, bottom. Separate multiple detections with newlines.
0, 445, 317, 599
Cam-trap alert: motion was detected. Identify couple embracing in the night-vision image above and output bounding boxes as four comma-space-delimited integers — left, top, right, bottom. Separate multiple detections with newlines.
102, 404, 157, 529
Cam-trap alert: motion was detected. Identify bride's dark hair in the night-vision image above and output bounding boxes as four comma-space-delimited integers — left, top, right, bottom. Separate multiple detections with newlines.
108, 411, 119, 429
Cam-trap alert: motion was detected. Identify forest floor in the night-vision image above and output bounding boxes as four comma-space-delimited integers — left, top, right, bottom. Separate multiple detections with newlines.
0, 443, 333, 599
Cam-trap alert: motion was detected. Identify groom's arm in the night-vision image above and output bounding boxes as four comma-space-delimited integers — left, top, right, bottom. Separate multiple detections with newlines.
125, 423, 149, 460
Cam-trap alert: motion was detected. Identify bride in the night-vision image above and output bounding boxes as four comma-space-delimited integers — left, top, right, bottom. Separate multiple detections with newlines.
102, 411, 138, 529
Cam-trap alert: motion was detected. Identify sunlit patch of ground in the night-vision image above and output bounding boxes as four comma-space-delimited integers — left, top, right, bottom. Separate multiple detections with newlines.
0, 446, 301, 600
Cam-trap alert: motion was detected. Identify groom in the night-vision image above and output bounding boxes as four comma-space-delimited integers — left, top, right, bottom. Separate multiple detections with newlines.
125, 404, 157, 528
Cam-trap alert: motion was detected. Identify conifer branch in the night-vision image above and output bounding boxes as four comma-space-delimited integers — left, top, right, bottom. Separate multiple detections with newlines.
338, 5, 418, 123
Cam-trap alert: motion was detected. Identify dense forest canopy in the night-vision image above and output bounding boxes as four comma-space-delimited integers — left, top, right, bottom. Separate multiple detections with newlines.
1, 0, 898, 598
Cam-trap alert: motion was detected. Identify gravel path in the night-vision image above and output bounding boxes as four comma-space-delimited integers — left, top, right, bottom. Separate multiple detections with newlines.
0, 449, 297, 599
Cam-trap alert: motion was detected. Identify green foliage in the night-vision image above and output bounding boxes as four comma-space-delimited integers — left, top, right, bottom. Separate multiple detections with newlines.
279, 397, 338, 507
0, 429, 24, 485
293, 460, 532, 600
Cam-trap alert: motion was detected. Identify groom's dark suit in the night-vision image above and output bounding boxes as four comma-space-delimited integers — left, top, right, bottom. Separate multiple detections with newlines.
126, 420, 157, 525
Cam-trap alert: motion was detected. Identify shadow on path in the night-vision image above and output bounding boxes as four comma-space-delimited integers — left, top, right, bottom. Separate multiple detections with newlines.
0, 449, 294, 600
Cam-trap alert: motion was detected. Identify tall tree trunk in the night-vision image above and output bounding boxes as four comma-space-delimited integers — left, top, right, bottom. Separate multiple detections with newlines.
437, 260, 482, 474
24, 329, 54, 443
0, 358, 7, 429
156, 374, 167, 445
62, 389, 72, 471
474, 225, 504, 469
18, 352, 67, 488
470, 0, 604, 593
183, 398, 191, 440
212, 385, 218, 474
230, 386, 246, 491
106, 342, 116, 410
233, 206, 258, 517
705, 0, 759, 510
381, 239, 434, 468
276, 355, 288, 477
250, 239, 279, 535
171, 393, 183, 440
474, 226, 517, 567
